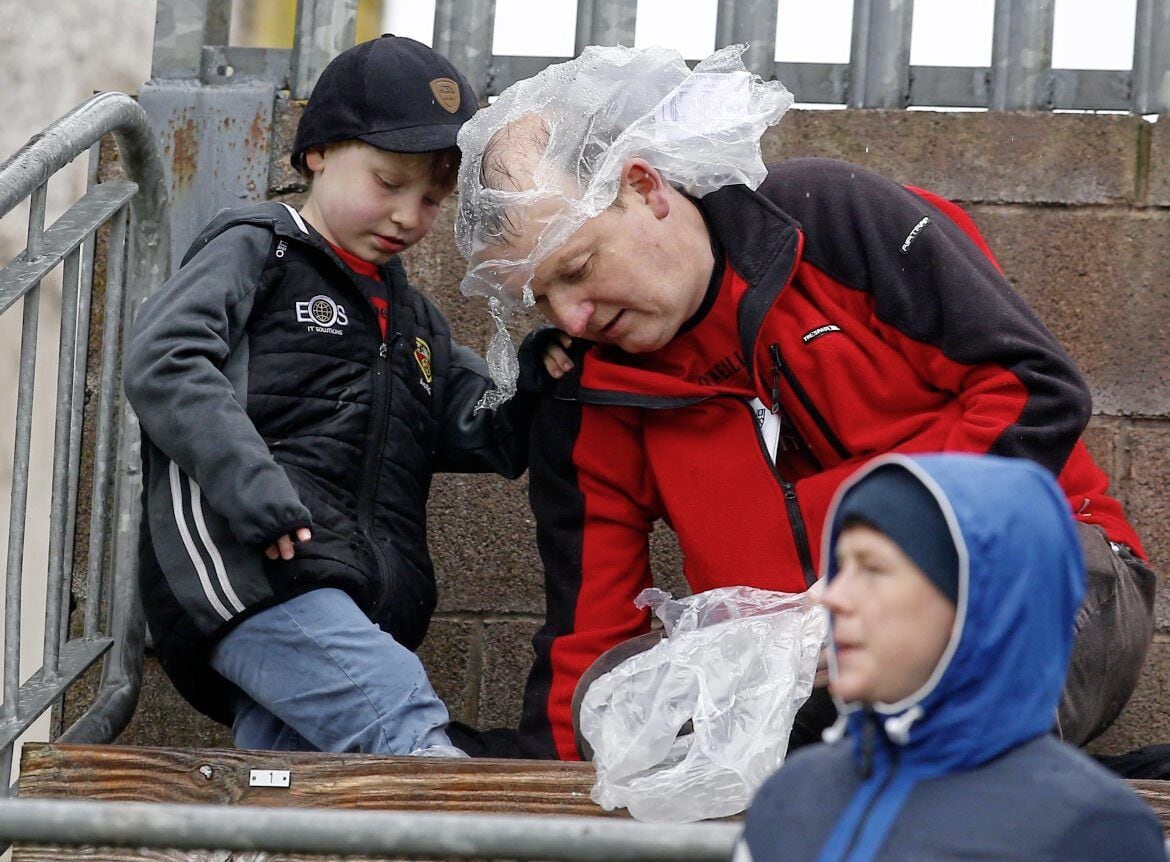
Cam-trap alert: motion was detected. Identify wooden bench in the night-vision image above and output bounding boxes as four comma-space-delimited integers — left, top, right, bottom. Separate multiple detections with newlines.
13, 743, 621, 861
12, 744, 1170, 860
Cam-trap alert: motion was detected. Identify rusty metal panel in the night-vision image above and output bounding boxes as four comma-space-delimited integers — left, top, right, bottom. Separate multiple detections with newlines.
138, 80, 276, 272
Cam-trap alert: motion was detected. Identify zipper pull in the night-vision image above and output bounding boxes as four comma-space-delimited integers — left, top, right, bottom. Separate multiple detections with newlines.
379, 342, 388, 359
768, 344, 782, 414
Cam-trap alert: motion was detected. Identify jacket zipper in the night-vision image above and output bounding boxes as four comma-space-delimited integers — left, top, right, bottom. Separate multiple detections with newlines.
743, 401, 819, 588
360, 334, 398, 618
841, 719, 900, 861
769, 343, 851, 461
312, 244, 398, 617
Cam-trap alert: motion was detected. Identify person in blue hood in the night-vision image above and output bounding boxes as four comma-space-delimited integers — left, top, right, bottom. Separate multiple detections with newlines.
734, 453, 1164, 862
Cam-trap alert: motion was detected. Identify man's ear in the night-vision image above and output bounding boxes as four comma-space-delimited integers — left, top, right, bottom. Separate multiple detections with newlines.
622, 158, 671, 219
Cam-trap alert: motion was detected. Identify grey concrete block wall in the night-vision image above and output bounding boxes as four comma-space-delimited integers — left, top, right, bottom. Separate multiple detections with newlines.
123, 101, 1170, 755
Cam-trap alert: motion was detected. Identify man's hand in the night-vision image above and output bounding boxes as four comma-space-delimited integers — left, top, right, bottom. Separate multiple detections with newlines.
542, 332, 575, 379
265, 527, 312, 561
814, 647, 830, 689
805, 578, 831, 688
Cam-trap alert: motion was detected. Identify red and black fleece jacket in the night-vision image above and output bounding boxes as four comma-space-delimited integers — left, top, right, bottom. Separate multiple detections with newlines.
515, 157, 1145, 761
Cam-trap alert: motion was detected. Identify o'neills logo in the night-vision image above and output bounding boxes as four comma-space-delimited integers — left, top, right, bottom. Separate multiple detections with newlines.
430, 78, 461, 113
295, 294, 348, 335
697, 351, 745, 387
414, 337, 433, 384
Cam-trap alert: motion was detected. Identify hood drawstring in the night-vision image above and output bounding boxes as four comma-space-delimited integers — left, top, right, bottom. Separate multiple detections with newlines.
822, 714, 849, 744
884, 705, 925, 745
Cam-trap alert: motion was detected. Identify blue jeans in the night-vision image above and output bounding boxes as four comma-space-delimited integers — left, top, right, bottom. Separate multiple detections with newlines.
209, 588, 456, 754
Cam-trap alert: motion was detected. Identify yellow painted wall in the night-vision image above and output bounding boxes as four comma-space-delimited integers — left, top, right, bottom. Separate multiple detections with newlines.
233, 0, 385, 47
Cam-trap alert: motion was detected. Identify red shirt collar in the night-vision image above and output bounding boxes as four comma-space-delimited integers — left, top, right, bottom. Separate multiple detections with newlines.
327, 241, 381, 280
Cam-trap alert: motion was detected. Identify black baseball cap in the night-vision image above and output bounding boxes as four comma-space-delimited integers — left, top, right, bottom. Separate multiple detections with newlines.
292, 34, 478, 171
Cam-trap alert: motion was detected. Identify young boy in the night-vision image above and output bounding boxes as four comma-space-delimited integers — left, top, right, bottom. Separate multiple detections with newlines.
734, 453, 1164, 861
124, 35, 544, 755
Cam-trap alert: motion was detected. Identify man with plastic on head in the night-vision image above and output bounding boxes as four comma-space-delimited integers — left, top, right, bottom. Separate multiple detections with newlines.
451, 44, 1156, 762
732, 453, 1164, 861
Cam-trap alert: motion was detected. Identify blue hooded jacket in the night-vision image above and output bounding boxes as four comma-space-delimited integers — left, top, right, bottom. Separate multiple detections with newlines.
736, 453, 1163, 862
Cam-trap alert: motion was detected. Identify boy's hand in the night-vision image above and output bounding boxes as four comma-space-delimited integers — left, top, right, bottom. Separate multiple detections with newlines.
265, 527, 313, 561
542, 332, 574, 379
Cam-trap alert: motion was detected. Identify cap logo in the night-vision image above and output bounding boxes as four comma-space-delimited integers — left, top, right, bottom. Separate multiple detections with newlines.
430, 78, 462, 113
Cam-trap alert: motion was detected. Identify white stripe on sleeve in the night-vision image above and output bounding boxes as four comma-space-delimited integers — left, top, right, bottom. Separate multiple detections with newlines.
169, 460, 235, 622
188, 478, 247, 614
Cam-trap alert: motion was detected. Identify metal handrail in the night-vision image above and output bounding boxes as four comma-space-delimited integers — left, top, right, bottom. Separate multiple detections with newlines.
0, 798, 741, 860
0, 92, 169, 780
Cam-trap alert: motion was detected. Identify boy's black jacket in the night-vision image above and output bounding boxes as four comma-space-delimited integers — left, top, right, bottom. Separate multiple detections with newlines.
124, 202, 530, 724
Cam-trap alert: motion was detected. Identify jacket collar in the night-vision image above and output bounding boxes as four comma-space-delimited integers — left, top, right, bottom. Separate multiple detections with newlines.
696, 183, 802, 379
183, 200, 408, 287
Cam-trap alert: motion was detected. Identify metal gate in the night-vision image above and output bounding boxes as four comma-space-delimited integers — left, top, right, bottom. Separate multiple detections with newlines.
0, 92, 168, 791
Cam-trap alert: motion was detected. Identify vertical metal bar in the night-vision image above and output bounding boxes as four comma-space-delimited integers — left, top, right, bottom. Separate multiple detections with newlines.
574, 0, 636, 51
58, 143, 102, 654
714, 0, 778, 80
42, 247, 84, 679
290, 0, 359, 100
83, 208, 129, 639
848, 0, 914, 108
433, 0, 496, 102
575, 0, 597, 55
715, 0, 734, 49
990, 0, 1054, 110
4, 185, 48, 720
204, 0, 232, 45
0, 184, 48, 793
152, 0, 213, 79
50, 146, 103, 742
1134, 0, 1170, 114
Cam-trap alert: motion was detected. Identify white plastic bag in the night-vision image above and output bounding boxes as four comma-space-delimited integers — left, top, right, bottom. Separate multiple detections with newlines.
580, 586, 828, 822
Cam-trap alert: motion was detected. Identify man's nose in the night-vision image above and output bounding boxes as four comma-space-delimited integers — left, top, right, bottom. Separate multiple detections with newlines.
546, 291, 594, 337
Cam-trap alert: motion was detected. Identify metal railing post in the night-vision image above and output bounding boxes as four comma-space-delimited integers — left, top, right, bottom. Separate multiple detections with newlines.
152, 0, 233, 79
434, 0, 498, 102
82, 207, 129, 641
575, 0, 637, 53
848, 0, 914, 108
1134, 0, 1170, 114
990, 0, 1055, 110
290, 0, 359, 99
41, 244, 85, 680
0, 183, 47, 794
715, 0, 778, 80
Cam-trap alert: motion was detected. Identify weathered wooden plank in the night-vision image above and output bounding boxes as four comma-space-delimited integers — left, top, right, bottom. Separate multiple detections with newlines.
14, 743, 619, 861
17, 744, 608, 815
1131, 780, 1170, 834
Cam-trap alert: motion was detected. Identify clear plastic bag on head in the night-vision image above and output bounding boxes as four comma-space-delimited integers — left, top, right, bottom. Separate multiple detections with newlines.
454, 44, 794, 408
580, 586, 828, 823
